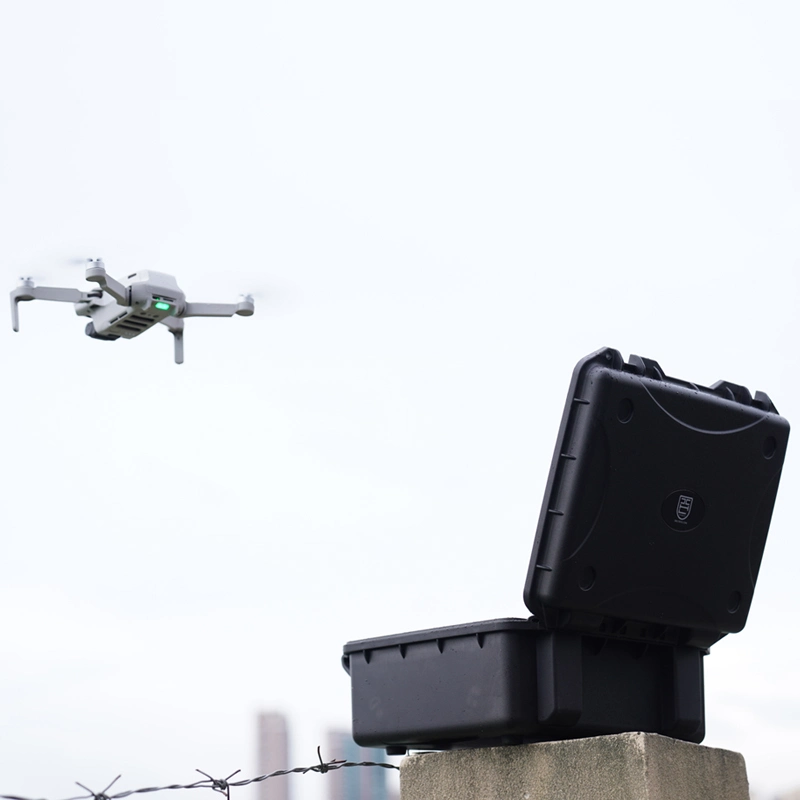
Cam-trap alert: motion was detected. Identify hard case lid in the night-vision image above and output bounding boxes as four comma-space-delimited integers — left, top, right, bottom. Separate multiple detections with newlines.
523, 348, 789, 649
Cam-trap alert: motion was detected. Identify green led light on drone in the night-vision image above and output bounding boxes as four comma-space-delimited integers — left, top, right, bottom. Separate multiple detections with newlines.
154, 301, 171, 311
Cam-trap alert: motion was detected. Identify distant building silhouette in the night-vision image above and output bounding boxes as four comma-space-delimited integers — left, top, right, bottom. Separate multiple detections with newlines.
325, 730, 390, 800
256, 712, 291, 800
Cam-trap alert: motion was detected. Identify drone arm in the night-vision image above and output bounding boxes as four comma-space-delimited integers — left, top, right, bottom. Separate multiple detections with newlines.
10, 285, 92, 332
160, 316, 184, 364
180, 297, 254, 318
85, 262, 128, 305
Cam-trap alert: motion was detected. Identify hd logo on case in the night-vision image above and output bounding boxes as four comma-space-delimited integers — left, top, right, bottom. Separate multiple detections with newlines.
676, 495, 694, 521
662, 490, 705, 531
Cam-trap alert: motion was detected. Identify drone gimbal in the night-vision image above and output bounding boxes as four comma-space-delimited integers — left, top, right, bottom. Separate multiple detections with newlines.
10, 259, 254, 363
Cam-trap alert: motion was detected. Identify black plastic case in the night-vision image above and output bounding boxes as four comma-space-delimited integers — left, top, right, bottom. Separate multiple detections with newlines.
343, 619, 705, 752
342, 348, 789, 753
523, 348, 789, 649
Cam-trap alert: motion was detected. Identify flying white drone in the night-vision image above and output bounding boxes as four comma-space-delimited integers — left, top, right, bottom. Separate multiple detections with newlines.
10, 259, 254, 364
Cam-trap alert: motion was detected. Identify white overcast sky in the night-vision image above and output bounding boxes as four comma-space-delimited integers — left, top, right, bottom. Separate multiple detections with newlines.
1, 2, 799, 799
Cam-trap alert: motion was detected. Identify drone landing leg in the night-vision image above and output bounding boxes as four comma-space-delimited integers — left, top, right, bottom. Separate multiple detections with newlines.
172, 328, 184, 364
160, 316, 184, 364
10, 294, 20, 332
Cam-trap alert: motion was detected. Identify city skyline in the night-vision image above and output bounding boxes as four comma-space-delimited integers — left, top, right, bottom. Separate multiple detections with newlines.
255, 713, 396, 800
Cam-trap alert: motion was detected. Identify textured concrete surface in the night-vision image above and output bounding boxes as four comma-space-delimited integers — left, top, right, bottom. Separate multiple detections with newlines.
400, 732, 750, 800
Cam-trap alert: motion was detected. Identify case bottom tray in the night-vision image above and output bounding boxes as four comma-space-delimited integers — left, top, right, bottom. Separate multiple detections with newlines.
342, 618, 704, 754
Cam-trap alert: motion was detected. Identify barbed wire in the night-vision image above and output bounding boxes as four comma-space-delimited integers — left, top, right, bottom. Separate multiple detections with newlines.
1, 746, 399, 800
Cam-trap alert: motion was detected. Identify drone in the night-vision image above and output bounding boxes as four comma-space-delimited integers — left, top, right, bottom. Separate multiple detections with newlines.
10, 259, 254, 363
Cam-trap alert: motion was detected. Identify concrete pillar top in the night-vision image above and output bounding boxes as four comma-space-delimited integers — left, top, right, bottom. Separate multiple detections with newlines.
400, 732, 749, 800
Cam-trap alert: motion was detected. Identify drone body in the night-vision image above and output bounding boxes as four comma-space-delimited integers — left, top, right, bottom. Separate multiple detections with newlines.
10, 259, 254, 363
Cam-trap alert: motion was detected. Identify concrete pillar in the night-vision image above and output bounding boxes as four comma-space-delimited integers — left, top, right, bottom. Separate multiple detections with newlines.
399, 732, 749, 800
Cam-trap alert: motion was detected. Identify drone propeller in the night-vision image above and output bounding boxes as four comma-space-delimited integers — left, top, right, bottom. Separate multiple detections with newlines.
13, 255, 103, 288
61, 256, 93, 268
238, 283, 293, 311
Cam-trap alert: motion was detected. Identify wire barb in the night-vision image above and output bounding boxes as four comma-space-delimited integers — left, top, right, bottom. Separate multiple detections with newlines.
74, 777, 122, 800
194, 771, 240, 800
313, 746, 344, 775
